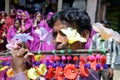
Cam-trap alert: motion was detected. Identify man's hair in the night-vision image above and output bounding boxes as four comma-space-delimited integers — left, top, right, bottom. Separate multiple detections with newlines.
49, 7, 92, 34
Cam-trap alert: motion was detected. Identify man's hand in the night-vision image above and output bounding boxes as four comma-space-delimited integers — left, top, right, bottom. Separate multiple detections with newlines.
11, 48, 34, 74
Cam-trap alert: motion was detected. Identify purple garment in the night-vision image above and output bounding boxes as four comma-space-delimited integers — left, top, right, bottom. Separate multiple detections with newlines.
76, 69, 99, 80
16, 9, 23, 19
0, 68, 12, 80
38, 20, 52, 32
23, 11, 32, 32
6, 26, 17, 42
6, 78, 12, 80
85, 29, 96, 49
38, 12, 54, 32
47, 12, 54, 20
44, 22, 52, 32
40, 41, 55, 51
13, 72, 26, 80
33, 27, 55, 52
27, 30, 40, 52
38, 20, 46, 28
0, 68, 7, 80
24, 21, 32, 31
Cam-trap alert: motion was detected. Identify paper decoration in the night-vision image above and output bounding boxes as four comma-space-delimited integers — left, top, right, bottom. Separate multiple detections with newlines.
92, 22, 120, 41
13, 33, 34, 42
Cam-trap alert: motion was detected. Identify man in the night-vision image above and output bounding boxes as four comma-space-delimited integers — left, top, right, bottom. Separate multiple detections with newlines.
49, 8, 91, 50
12, 8, 99, 80
90, 22, 119, 80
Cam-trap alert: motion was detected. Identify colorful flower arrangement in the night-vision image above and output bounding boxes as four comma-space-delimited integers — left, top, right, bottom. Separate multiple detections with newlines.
0, 54, 108, 80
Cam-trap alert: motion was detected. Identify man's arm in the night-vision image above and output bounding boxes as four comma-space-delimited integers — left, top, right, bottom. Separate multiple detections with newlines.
11, 48, 34, 80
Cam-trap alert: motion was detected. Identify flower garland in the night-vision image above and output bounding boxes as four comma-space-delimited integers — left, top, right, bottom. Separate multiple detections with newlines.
0, 53, 108, 80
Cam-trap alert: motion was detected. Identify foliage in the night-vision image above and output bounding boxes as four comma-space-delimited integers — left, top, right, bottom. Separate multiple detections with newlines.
107, 5, 120, 33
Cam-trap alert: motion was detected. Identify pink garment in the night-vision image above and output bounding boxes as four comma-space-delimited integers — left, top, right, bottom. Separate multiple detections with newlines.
40, 41, 55, 51
6, 26, 17, 42
38, 20, 52, 32
22, 11, 33, 33
32, 27, 55, 52
27, 31, 40, 52
85, 29, 96, 49
47, 12, 54, 20
16, 9, 23, 19
5, 16, 15, 31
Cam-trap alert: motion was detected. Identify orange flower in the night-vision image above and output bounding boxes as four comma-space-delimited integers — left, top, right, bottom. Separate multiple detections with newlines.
46, 67, 55, 79
55, 67, 64, 80
64, 64, 78, 79
7, 68, 14, 77
79, 60, 89, 77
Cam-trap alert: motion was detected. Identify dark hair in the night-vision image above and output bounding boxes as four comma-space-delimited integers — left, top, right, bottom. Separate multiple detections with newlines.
0, 11, 7, 17
34, 11, 42, 17
49, 7, 92, 34
48, 11, 64, 28
14, 18, 21, 25
10, 8, 16, 13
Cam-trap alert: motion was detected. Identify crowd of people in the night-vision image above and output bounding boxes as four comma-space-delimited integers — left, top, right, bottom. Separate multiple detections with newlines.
0, 7, 120, 80
0, 8, 55, 52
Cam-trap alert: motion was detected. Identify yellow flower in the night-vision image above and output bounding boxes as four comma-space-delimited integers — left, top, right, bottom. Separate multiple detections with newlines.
7, 68, 14, 77
60, 27, 87, 44
28, 68, 39, 79
34, 55, 42, 61
37, 64, 47, 76
0, 66, 9, 71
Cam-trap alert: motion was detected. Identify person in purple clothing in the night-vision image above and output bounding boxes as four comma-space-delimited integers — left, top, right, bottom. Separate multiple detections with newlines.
16, 9, 23, 19
21, 11, 32, 33
33, 11, 54, 32
6, 18, 21, 43
44, 12, 54, 31
33, 11, 42, 29
18, 11, 41, 52
32, 11, 55, 52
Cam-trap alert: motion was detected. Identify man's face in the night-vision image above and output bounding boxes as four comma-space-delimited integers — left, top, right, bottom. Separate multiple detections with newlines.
52, 20, 86, 50
52, 20, 68, 50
